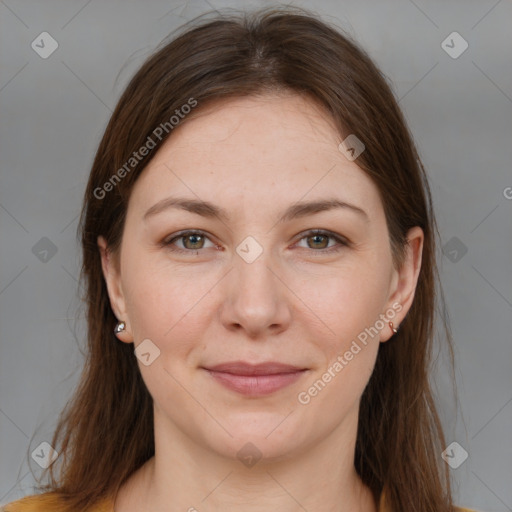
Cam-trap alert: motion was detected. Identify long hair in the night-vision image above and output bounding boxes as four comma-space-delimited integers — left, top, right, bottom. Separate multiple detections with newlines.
22, 7, 456, 511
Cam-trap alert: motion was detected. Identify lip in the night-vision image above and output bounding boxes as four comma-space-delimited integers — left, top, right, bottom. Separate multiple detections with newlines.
202, 361, 308, 396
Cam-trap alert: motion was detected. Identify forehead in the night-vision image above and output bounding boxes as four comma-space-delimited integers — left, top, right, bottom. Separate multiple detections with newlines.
157, 93, 341, 162
129, 93, 382, 221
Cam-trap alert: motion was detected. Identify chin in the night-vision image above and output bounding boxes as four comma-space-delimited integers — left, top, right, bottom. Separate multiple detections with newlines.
199, 409, 312, 463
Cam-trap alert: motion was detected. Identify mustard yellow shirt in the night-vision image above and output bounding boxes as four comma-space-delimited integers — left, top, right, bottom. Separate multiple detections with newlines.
1, 489, 480, 511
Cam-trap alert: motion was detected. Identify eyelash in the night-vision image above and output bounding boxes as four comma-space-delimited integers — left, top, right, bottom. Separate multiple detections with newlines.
161, 229, 349, 256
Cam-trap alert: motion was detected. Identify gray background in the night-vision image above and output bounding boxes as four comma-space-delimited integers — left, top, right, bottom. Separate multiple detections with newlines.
1, 0, 511, 510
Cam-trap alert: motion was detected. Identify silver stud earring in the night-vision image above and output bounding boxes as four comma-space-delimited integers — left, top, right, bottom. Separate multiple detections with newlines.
389, 321, 398, 335
114, 321, 126, 334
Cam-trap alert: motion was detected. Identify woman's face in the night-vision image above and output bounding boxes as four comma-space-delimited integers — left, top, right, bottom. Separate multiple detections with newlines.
99, 93, 422, 462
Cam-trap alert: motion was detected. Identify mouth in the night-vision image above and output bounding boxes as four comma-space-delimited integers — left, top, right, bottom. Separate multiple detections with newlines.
201, 361, 309, 396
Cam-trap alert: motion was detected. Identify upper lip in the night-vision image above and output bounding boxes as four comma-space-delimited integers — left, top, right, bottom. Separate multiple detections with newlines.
203, 361, 307, 376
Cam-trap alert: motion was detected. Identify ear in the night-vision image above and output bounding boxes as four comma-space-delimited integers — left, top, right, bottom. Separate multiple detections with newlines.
97, 235, 133, 343
380, 226, 424, 342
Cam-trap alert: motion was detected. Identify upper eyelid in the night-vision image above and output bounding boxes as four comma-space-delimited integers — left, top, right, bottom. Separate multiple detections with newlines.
163, 229, 214, 245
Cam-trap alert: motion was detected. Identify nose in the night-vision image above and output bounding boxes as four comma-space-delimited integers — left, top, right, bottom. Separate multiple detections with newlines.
219, 249, 292, 339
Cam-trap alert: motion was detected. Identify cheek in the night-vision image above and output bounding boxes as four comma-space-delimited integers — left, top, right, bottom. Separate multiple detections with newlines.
293, 260, 391, 357
295, 269, 385, 415
121, 260, 217, 402
122, 253, 221, 352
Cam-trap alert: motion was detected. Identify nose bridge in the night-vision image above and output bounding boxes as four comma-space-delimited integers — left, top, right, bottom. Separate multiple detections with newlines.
234, 247, 278, 310
221, 241, 291, 336
235, 249, 275, 296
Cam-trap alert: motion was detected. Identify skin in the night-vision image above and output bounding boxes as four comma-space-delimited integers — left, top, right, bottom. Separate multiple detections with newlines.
98, 93, 423, 512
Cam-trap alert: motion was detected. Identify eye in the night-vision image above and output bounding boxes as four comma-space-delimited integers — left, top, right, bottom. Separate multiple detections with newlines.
162, 230, 217, 254
294, 229, 349, 254
161, 229, 349, 256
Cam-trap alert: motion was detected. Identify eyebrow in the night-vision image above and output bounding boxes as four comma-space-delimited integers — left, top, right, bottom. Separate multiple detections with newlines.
143, 196, 369, 223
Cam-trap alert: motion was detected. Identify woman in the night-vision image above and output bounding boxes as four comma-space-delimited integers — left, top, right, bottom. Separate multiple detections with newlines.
3, 7, 479, 512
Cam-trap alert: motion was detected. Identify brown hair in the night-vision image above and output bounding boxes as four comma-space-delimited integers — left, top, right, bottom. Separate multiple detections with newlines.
24, 6, 456, 511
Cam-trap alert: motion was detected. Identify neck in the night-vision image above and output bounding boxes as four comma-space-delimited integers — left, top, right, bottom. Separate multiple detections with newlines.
115, 409, 378, 512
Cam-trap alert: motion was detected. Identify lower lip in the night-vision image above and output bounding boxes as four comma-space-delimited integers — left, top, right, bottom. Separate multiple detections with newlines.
205, 369, 306, 396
